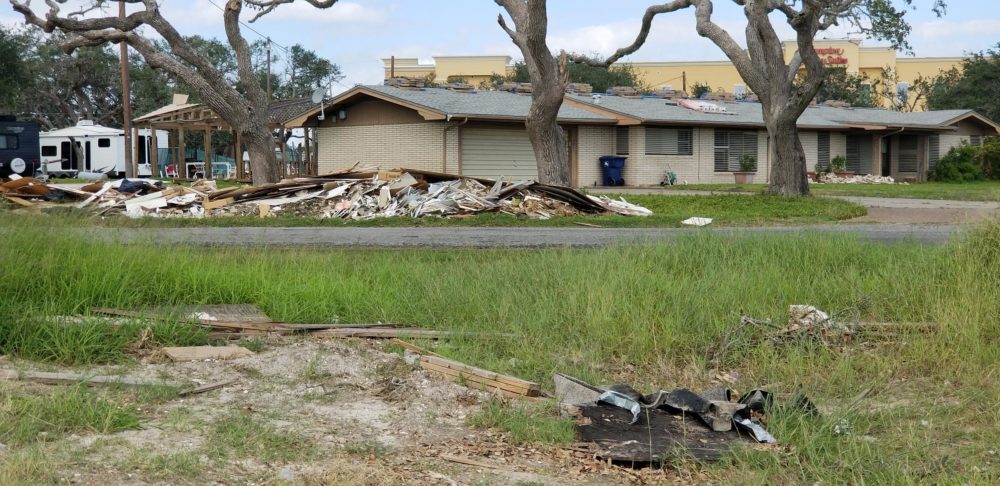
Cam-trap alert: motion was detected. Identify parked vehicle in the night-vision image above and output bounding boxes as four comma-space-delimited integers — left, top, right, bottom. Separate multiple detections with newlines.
38, 120, 167, 178
0, 116, 40, 178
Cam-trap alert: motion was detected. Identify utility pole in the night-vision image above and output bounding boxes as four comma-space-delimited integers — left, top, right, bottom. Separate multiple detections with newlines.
266, 38, 272, 101
682, 71, 687, 94
120, 0, 134, 178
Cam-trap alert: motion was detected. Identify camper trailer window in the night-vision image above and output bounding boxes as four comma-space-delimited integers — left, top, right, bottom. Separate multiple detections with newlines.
97, 138, 111, 148
0, 135, 17, 150
42, 146, 57, 156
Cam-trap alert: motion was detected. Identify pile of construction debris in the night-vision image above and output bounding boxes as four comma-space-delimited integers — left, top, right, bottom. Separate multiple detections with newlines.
1, 168, 652, 220
816, 173, 902, 184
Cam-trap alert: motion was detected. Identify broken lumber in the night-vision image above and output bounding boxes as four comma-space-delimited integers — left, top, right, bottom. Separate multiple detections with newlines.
162, 345, 254, 362
178, 379, 237, 397
0, 369, 164, 387
419, 355, 540, 397
389, 338, 443, 357
88, 307, 404, 333
310, 328, 514, 339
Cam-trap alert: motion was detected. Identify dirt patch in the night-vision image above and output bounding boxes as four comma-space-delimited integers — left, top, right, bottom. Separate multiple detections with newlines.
3, 337, 690, 484
847, 207, 997, 224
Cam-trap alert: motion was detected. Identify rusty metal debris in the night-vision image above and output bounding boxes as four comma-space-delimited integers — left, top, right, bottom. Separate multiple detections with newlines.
1, 168, 651, 219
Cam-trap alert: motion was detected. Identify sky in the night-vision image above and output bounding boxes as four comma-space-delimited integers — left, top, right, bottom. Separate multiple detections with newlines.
3, 0, 999, 94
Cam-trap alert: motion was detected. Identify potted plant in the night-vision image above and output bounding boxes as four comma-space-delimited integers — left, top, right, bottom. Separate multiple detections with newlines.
734, 154, 757, 184
830, 155, 853, 177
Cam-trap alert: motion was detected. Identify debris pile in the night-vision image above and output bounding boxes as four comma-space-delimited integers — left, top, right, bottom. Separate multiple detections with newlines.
555, 373, 808, 465
816, 173, 902, 184
1, 168, 653, 220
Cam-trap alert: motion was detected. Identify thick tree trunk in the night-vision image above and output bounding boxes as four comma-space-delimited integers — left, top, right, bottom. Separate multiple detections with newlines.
525, 114, 569, 185
766, 116, 810, 197
241, 126, 280, 184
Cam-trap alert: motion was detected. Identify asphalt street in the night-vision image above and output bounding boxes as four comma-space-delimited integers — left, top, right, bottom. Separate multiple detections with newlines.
85, 223, 959, 248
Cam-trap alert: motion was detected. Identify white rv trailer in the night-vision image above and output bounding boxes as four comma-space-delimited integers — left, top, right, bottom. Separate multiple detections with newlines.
39, 120, 168, 178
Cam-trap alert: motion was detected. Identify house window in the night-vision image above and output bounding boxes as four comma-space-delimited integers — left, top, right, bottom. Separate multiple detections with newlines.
714, 130, 758, 172
970, 135, 982, 147
846, 135, 872, 173
898, 135, 919, 173
645, 127, 693, 156
817, 132, 830, 170
97, 138, 111, 148
928, 134, 941, 168
42, 145, 57, 157
616, 127, 629, 155
0, 134, 17, 150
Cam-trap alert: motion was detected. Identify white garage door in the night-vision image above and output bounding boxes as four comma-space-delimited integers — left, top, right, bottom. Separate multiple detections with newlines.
462, 127, 538, 181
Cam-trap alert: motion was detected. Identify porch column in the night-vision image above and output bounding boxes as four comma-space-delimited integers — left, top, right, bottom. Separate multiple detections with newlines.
304, 128, 312, 176
150, 126, 159, 178
178, 127, 186, 178
203, 127, 213, 180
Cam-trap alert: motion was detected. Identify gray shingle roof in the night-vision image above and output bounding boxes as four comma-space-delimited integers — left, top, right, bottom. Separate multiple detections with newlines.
343, 85, 994, 131
363, 85, 613, 121
566, 93, 987, 130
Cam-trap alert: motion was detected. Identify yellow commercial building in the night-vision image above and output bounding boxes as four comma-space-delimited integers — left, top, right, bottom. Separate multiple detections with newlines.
383, 40, 963, 110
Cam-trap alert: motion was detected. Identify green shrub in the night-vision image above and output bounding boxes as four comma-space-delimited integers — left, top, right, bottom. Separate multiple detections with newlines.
738, 154, 758, 172
929, 143, 986, 182
830, 155, 848, 173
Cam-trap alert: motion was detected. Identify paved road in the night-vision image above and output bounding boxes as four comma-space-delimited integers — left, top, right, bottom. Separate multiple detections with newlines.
88, 224, 959, 248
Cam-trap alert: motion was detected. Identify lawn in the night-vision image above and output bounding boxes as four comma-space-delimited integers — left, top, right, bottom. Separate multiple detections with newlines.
0, 216, 997, 483
71, 193, 864, 228
660, 180, 1000, 201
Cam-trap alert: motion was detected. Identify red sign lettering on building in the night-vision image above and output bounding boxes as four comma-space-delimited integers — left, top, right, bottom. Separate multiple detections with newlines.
823, 56, 849, 65
816, 47, 845, 55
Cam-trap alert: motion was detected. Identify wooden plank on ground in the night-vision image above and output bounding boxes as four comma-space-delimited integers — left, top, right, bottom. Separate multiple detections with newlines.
389, 338, 443, 357
420, 361, 535, 396
178, 379, 237, 397
203, 197, 235, 210
162, 345, 254, 362
0, 369, 165, 387
419, 356, 540, 396
311, 328, 512, 339
421, 355, 540, 392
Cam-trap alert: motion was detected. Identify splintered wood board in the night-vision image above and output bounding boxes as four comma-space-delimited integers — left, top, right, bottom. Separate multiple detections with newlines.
419, 355, 540, 396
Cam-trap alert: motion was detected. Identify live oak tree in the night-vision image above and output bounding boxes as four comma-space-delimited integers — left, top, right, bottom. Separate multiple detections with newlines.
926, 44, 1000, 122
571, 0, 945, 196
10, 0, 341, 185
494, 0, 572, 186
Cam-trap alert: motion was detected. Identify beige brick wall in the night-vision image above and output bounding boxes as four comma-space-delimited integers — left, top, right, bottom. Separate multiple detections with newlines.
577, 125, 615, 187
577, 126, 774, 186
939, 134, 969, 155
316, 122, 457, 173
800, 131, 818, 171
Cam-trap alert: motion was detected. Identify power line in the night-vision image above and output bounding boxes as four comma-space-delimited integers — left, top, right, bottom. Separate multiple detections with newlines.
203, 0, 291, 53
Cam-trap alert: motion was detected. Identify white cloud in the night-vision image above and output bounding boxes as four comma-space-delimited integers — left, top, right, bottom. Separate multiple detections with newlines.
547, 13, 750, 62
908, 19, 1000, 56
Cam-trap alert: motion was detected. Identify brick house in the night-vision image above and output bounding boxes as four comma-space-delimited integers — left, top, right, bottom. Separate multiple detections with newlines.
290, 85, 1000, 186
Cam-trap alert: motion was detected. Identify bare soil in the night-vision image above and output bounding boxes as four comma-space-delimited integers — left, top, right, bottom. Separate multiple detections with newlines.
5, 337, 697, 485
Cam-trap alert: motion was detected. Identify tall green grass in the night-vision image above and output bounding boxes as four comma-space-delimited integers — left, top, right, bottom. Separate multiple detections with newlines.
0, 217, 997, 483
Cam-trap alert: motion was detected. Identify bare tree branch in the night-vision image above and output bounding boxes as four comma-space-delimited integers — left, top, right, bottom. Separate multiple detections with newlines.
569, 0, 694, 67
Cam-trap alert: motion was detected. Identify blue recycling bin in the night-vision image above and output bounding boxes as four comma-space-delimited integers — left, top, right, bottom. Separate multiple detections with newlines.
599, 155, 627, 186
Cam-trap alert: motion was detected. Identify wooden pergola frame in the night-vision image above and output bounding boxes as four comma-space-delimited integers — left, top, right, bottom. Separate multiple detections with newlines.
133, 101, 318, 181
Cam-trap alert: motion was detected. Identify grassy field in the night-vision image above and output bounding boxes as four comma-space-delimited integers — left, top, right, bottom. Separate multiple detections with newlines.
42, 193, 864, 228
0, 217, 997, 483
662, 180, 1000, 201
